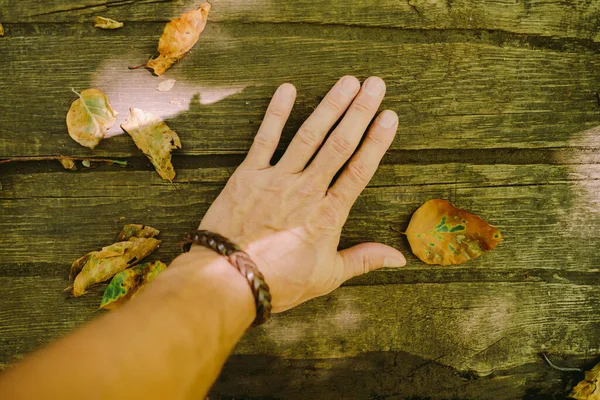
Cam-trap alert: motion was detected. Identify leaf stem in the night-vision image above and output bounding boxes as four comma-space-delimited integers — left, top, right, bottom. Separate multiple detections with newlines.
128, 63, 147, 70
390, 226, 406, 235
540, 353, 583, 373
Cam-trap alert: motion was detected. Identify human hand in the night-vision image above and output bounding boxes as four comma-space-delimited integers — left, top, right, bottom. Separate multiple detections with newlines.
198, 76, 405, 313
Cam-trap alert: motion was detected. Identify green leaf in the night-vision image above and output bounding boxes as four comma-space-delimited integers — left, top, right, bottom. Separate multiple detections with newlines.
100, 261, 168, 309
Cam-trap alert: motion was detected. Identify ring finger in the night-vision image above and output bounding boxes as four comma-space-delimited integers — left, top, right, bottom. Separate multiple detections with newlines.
304, 76, 386, 185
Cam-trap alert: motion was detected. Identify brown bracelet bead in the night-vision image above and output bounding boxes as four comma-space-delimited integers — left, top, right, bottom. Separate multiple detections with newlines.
181, 230, 272, 326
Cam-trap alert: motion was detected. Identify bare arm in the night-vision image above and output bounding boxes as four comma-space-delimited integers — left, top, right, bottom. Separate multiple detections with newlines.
0, 248, 254, 399
0, 76, 404, 399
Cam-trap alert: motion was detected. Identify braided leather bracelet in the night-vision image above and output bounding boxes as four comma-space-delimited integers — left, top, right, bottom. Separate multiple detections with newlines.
181, 230, 272, 326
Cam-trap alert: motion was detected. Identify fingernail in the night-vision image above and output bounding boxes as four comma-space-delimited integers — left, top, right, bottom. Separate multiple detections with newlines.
340, 76, 359, 96
363, 77, 385, 96
379, 110, 398, 128
383, 256, 406, 268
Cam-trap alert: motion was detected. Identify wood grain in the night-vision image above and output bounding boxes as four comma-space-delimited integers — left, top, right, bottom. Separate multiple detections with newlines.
1, 23, 599, 157
1, 162, 599, 274
1, 2, 600, 398
3, 0, 600, 42
211, 351, 590, 400
1, 278, 598, 381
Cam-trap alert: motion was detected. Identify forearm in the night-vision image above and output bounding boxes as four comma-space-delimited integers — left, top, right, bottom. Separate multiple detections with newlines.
0, 75, 401, 399
0, 247, 254, 399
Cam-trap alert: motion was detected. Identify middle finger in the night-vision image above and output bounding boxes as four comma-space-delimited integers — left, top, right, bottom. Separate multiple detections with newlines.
304, 76, 386, 184
276, 76, 361, 173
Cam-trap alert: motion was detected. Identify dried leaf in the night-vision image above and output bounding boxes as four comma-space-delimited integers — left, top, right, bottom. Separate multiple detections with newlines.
69, 226, 160, 281
121, 107, 182, 181
0, 23, 4, 36
405, 199, 502, 265
570, 363, 600, 399
70, 236, 161, 297
59, 157, 77, 171
82, 160, 91, 168
100, 261, 167, 310
157, 79, 176, 92
66, 89, 117, 149
94, 16, 124, 29
145, 3, 211, 76
116, 224, 160, 241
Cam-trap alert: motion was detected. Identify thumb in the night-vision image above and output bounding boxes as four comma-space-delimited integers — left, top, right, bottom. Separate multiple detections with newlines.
338, 242, 406, 282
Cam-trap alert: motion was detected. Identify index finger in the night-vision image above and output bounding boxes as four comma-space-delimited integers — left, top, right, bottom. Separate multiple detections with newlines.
243, 83, 296, 169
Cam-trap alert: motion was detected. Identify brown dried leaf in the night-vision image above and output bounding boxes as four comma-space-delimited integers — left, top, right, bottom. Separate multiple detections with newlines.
66, 89, 117, 149
69, 253, 92, 281
116, 224, 161, 241
94, 16, 124, 29
70, 237, 161, 297
405, 199, 502, 265
121, 107, 181, 181
145, 2, 211, 76
570, 363, 600, 399
59, 157, 77, 171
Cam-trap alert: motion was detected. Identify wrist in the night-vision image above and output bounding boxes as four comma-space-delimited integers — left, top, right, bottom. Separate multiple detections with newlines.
163, 246, 256, 343
180, 230, 272, 325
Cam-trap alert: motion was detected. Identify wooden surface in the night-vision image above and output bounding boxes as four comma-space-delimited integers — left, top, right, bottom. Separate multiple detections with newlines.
1, 1, 600, 398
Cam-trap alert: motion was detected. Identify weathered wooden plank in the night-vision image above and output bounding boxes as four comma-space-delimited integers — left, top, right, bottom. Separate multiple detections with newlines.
2, 0, 600, 42
2, 278, 594, 398
211, 352, 590, 399
0, 279, 598, 381
1, 163, 599, 274
1, 23, 599, 157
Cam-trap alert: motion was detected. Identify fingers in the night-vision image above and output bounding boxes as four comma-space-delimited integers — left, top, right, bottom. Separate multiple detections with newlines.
243, 83, 296, 169
327, 110, 398, 209
337, 243, 406, 283
276, 76, 361, 173
305, 76, 386, 183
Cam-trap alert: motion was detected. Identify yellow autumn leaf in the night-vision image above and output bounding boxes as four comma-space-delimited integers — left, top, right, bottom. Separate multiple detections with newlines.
0, 23, 4, 36
94, 16, 124, 29
121, 108, 182, 181
66, 89, 117, 149
59, 157, 77, 171
570, 363, 600, 399
70, 238, 161, 297
69, 225, 161, 297
145, 2, 211, 76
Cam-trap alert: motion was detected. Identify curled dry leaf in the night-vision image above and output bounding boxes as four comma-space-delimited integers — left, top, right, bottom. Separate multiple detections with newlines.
116, 223, 161, 241
405, 199, 502, 265
94, 16, 124, 29
70, 238, 161, 296
100, 261, 167, 309
570, 363, 600, 399
66, 89, 117, 149
144, 2, 211, 75
69, 226, 161, 296
121, 107, 182, 181
59, 157, 77, 171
